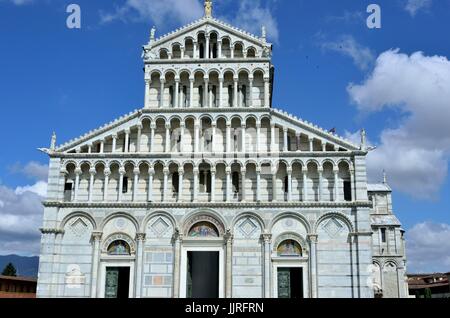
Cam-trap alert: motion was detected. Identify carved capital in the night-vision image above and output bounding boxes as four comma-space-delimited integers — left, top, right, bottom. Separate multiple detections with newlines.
91, 231, 103, 242
136, 233, 147, 242
261, 233, 272, 243
307, 234, 318, 243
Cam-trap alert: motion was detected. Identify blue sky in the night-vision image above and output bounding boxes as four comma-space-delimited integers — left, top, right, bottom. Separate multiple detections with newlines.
0, 0, 449, 273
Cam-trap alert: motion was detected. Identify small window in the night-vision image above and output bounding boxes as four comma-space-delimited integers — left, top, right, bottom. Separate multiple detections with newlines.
232, 172, 240, 193
64, 183, 73, 191
228, 85, 233, 107
287, 135, 292, 151
169, 86, 174, 107
199, 85, 204, 108
284, 176, 289, 193
381, 228, 386, 243
123, 177, 129, 193
343, 181, 352, 201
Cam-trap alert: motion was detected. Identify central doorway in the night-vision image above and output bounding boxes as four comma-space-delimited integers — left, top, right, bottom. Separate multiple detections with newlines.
277, 267, 304, 299
105, 267, 130, 299
187, 251, 219, 298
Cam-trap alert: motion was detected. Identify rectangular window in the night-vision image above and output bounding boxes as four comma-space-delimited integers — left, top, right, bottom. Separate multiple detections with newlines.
64, 183, 73, 191
381, 228, 386, 243
343, 181, 352, 201
172, 172, 179, 193
123, 177, 129, 193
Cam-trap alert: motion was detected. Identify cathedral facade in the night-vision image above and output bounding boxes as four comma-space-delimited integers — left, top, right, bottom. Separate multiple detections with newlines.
37, 1, 408, 299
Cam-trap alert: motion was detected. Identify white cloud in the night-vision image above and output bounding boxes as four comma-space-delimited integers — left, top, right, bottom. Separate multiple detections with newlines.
0, 182, 45, 256
407, 222, 450, 273
100, 0, 203, 26
348, 49, 450, 199
405, 0, 432, 17
321, 35, 375, 71
1, 0, 34, 5
10, 161, 49, 181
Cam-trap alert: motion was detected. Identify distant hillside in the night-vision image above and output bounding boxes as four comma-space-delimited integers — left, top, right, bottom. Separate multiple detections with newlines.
0, 255, 39, 278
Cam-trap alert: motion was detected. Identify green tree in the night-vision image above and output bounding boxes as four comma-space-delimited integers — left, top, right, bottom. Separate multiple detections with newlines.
424, 288, 433, 299
1, 263, 17, 277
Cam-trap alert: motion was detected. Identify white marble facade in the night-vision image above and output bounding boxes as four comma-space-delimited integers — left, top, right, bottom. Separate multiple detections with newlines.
37, 1, 408, 299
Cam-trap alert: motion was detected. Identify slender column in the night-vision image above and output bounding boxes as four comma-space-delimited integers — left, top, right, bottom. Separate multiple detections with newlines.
350, 167, 356, 201
180, 123, 185, 153
318, 168, 323, 202
163, 168, 169, 201
136, 124, 142, 153
90, 232, 102, 298
302, 166, 308, 202
204, 78, 209, 108
233, 78, 238, 107
148, 168, 154, 202
272, 171, 277, 202
172, 230, 183, 298
231, 45, 234, 58
133, 168, 139, 202
100, 140, 104, 154
270, 124, 276, 153
193, 41, 198, 59
241, 168, 246, 202
287, 168, 292, 202
256, 167, 261, 202
103, 169, 110, 202
309, 137, 314, 151
124, 129, 130, 153
144, 79, 151, 109
118, 168, 125, 202
226, 122, 231, 153
283, 128, 288, 152
88, 168, 95, 202
135, 233, 146, 298
249, 77, 253, 107
218, 78, 224, 108
334, 169, 339, 202
264, 78, 270, 107
322, 141, 327, 152
238, 85, 242, 108
209, 84, 213, 108
193, 168, 199, 201
174, 79, 180, 108
211, 123, 216, 153
165, 123, 171, 153
160, 78, 166, 108
262, 234, 272, 298
178, 168, 184, 202
87, 144, 92, 154
308, 234, 318, 298
74, 168, 81, 201
210, 168, 216, 202
205, 35, 210, 59
218, 40, 222, 58
179, 84, 184, 108
256, 122, 261, 154
226, 167, 231, 201
189, 78, 194, 108
112, 134, 117, 153
225, 231, 233, 298
296, 133, 301, 152
241, 124, 246, 153
181, 47, 185, 59
150, 123, 156, 153
194, 121, 200, 153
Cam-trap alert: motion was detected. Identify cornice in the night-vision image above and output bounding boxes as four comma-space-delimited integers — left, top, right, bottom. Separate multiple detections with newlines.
42, 200, 372, 209
145, 58, 271, 65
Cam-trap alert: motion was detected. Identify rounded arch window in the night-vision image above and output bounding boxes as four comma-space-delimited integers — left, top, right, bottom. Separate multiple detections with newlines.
277, 240, 302, 257
107, 240, 131, 256
188, 222, 219, 238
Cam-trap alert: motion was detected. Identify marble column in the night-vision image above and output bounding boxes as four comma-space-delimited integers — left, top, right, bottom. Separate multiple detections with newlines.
241, 124, 246, 153
233, 78, 238, 107
226, 123, 231, 153
350, 167, 356, 201
180, 123, 185, 153
112, 134, 117, 153
272, 172, 277, 202
270, 124, 276, 153
318, 168, 323, 202
165, 124, 171, 153
160, 79, 166, 108
124, 129, 130, 153
193, 41, 198, 59
308, 234, 318, 298
211, 123, 216, 153
218, 78, 224, 108
296, 133, 301, 152
103, 169, 110, 202
302, 166, 308, 202
194, 122, 200, 153
87, 144, 92, 154
309, 138, 314, 152
264, 78, 270, 108
241, 168, 246, 202
204, 78, 209, 108
150, 123, 156, 153
172, 230, 183, 298
249, 77, 254, 107
205, 35, 210, 59
283, 128, 288, 152
99, 140, 104, 154
218, 40, 222, 58
287, 168, 292, 202
256, 167, 261, 202
90, 232, 102, 298
144, 79, 151, 108
135, 233, 146, 298
163, 168, 169, 201
226, 167, 231, 202
210, 168, 216, 202
148, 168, 154, 202
88, 168, 95, 202
262, 233, 272, 298
74, 168, 81, 201
225, 231, 233, 298
256, 122, 261, 153
189, 78, 194, 108
334, 169, 339, 202
174, 79, 179, 108
193, 168, 199, 201
178, 168, 184, 202
118, 168, 125, 202
136, 124, 142, 153
133, 168, 139, 202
